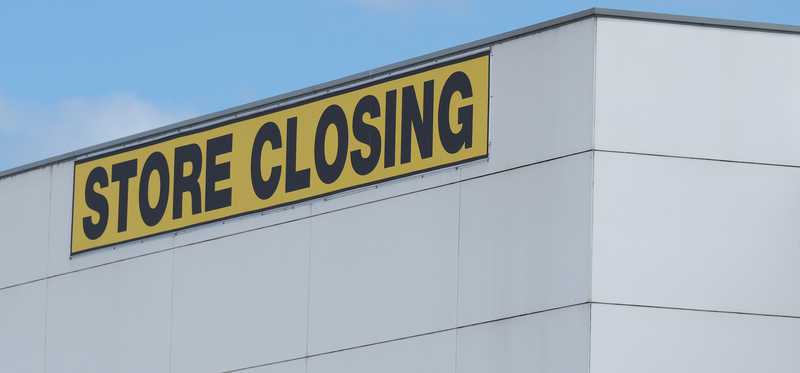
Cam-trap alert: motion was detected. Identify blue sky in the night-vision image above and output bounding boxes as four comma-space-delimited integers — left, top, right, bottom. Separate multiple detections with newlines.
1, 0, 798, 171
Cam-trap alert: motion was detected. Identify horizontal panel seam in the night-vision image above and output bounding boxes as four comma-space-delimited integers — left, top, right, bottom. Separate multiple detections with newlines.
592, 301, 800, 320
223, 302, 591, 373
226, 300, 800, 372
595, 149, 800, 169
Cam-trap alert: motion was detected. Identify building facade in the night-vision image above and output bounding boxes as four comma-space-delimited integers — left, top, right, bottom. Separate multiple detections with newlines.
1, 9, 799, 373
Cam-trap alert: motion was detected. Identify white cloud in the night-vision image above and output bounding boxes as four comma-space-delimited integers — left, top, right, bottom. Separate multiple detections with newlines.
0, 94, 191, 171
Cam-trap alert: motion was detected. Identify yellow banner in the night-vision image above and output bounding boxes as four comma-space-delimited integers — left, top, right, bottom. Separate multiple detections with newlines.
71, 53, 489, 254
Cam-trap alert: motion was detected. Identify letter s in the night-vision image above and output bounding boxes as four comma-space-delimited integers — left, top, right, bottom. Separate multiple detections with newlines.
83, 166, 109, 240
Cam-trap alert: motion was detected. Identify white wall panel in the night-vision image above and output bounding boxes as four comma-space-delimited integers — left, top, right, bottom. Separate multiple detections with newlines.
596, 18, 800, 165
0, 167, 51, 288
310, 167, 458, 215
0, 282, 46, 373
308, 185, 459, 354
458, 154, 592, 325
171, 221, 310, 373
45, 251, 172, 373
461, 18, 595, 179
591, 304, 800, 373
47, 161, 175, 277
174, 202, 310, 247
457, 305, 589, 373
593, 152, 800, 316
308, 331, 455, 373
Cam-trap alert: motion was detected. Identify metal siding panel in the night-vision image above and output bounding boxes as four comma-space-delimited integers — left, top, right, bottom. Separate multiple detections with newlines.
171, 221, 310, 373
307, 185, 459, 354
307, 331, 456, 373
458, 153, 593, 325
593, 152, 800, 316
309, 167, 459, 216
45, 251, 172, 373
595, 18, 800, 165
460, 18, 595, 180
47, 161, 175, 276
0, 167, 50, 288
591, 304, 800, 373
457, 305, 590, 373
173, 203, 311, 247
0, 282, 46, 373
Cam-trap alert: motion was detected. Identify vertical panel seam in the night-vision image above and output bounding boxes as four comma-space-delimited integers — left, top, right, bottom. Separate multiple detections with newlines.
43, 166, 54, 373
588, 303, 593, 373
591, 16, 599, 152
167, 247, 177, 373
453, 178, 463, 373
589, 17, 599, 372
589, 15, 599, 305
305, 211, 314, 357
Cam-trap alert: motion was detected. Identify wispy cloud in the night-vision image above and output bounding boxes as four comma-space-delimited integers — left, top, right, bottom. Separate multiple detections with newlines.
0, 94, 191, 171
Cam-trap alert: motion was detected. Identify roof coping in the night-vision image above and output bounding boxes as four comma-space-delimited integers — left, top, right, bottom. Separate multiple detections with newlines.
2, 8, 798, 179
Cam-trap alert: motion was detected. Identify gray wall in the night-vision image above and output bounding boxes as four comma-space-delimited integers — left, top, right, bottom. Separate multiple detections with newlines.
0, 18, 595, 373
592, 17, 800, 373
2, 13, 799, 373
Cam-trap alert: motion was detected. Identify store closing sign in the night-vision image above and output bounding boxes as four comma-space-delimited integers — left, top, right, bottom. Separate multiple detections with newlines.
71, 53, 489, 254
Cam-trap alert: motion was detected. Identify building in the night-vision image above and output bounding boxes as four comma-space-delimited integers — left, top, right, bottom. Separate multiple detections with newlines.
2, 8, 799, 373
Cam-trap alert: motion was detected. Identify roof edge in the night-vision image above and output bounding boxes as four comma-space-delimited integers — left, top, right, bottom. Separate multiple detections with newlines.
2, 7, 799, 178
0, 8, 596, 179
595, 8, 800, 34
